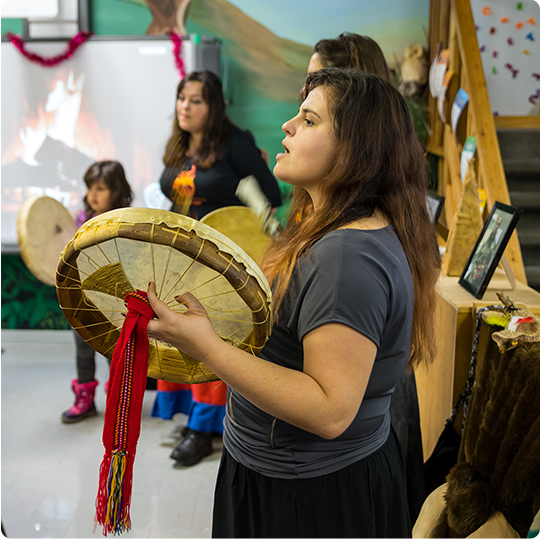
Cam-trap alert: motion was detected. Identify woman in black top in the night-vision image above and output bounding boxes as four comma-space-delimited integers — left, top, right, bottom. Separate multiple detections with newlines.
159, 70, 281, 219
152, 70, 281, 467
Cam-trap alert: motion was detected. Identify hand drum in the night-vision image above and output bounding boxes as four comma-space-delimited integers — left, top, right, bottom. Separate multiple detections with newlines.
56, 207, 272, 384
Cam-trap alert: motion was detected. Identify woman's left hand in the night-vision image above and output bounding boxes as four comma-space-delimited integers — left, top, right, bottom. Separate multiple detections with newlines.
146, 281, 222, 360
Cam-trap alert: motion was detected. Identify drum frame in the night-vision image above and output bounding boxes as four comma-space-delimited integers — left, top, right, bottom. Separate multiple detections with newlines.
57, 212, 272, 384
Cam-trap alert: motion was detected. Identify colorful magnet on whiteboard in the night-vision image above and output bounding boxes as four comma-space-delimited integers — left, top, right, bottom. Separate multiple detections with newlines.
517, 2, 523, 9
492, 66, 498, 74
522, 49, 530, 55
532, 73, 540, 80
482, 6, 492, 15
529, 89, 540, 104
505, 63, 519, 78
493, 50, 498, 57
501, 17, 509, 23
526, 32, 535, 41
480, 45, 486, 52
507, 37, 515, 45
494, 111, 499, 116
516, 21, 524, 29
526, 18, 536, 26
490, 26, 496, 34
475, 24, 480, 30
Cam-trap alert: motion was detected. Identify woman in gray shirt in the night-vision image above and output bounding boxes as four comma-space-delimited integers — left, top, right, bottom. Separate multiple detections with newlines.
147, 68, 440, 537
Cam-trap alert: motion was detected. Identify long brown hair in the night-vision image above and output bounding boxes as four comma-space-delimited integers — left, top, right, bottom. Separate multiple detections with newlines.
162, 70, 232, 168
262, 68, 440, 368
313, 33, 391, 82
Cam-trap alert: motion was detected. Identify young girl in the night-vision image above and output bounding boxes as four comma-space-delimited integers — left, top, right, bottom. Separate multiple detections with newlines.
146, 68, 440, 537
61, 160, 134, 423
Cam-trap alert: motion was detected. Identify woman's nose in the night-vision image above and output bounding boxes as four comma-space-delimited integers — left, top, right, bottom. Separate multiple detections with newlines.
282, 119, 293, 135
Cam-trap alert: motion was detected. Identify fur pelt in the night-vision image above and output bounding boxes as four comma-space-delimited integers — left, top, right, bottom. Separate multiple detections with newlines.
445, 462, 497, 537
447, 333, 540, 537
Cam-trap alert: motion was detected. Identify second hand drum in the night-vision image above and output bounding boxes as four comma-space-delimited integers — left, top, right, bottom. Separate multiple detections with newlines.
200, 206, 272, 266
18, 195, 78, 286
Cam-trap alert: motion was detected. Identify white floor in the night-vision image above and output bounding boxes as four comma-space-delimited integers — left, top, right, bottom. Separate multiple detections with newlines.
1, 330, 222, 539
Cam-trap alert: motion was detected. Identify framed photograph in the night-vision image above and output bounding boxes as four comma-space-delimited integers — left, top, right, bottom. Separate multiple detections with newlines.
426, 192, 445, 225
459, 202, 522, 299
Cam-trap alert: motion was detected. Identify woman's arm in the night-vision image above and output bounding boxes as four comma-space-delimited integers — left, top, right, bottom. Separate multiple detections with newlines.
146, 283, 376, 439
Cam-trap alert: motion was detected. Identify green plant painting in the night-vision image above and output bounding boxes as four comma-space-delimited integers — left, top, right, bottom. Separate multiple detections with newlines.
1, 255, 70, 330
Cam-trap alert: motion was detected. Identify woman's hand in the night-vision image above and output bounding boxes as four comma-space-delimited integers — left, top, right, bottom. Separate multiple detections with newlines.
146, 281, 222, 360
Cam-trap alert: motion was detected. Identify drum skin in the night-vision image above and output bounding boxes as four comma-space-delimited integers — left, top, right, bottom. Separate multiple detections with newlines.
200, 206, 272, 266
56, 207, 273, 384
17, 195, 78, 286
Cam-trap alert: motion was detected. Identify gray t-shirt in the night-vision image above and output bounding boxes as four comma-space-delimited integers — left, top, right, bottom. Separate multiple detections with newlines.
223, 226, 414, 479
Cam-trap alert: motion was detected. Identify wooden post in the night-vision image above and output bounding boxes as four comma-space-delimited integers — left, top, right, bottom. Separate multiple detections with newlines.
451, 0, 527, 284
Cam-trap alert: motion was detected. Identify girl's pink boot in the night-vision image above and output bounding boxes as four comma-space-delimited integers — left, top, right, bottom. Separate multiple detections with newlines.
61, 379, 99, 423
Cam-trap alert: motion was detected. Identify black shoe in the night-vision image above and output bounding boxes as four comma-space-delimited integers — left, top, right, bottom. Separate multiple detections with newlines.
170, 430, 213, 466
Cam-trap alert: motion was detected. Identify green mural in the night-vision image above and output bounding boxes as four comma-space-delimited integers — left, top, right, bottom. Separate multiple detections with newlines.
1, 254, 70, 330
1, 18, 23, 36
90, 0, 152, 35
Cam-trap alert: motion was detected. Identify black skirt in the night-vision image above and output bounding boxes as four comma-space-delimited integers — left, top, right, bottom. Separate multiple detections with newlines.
212, 428, 411, 538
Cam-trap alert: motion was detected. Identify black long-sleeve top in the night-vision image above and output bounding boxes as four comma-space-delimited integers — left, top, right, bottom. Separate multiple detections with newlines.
160, 125, 282, 219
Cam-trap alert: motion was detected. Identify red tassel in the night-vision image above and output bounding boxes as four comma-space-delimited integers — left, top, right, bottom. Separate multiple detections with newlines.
94, 290, 154, 536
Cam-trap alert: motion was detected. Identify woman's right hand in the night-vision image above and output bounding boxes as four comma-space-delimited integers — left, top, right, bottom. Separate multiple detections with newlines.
146, 281, 222, 361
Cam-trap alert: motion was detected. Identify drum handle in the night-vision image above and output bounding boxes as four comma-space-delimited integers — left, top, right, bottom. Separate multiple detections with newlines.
236, 176, 282, 239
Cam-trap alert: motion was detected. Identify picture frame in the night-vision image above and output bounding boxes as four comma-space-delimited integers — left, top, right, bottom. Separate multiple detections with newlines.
426, 192, 445, 225
459, 202, 522, 299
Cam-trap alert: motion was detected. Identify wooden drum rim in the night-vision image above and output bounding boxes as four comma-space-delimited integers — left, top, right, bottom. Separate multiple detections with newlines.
56, 208, 272, 384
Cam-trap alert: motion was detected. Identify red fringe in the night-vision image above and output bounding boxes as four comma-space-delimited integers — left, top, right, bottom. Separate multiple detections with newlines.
95, 453, 112, 531
94, 451, 136, 536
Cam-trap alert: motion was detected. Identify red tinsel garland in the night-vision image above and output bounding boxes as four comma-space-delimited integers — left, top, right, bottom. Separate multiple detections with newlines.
168, 31, 186, 79
7, 31, 93, 67
8, 30, 185, 79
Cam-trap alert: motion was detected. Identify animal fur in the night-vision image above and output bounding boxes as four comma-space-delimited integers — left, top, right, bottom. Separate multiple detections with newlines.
445, 462, 497, 537
447, 332, 540, 537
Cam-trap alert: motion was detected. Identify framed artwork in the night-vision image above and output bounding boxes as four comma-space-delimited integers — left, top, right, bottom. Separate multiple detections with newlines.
459, 202, 522, 299
426, 192, 445, 225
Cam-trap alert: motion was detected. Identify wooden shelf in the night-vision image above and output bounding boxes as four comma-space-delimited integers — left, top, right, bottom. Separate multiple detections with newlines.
494, 116, 540, 130
415, 274, 540, 459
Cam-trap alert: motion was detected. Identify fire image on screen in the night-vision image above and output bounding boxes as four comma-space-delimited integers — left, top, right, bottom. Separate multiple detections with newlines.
1, 39, 186, 248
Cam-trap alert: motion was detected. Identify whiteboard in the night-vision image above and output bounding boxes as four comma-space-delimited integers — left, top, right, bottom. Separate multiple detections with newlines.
471, 0, 540, 115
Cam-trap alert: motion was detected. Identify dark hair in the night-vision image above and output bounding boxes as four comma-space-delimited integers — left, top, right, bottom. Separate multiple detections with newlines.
262, 68, 440, 368
82, 160, 133, 220
313, 33, 391, 81
162, 70, 232, 168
